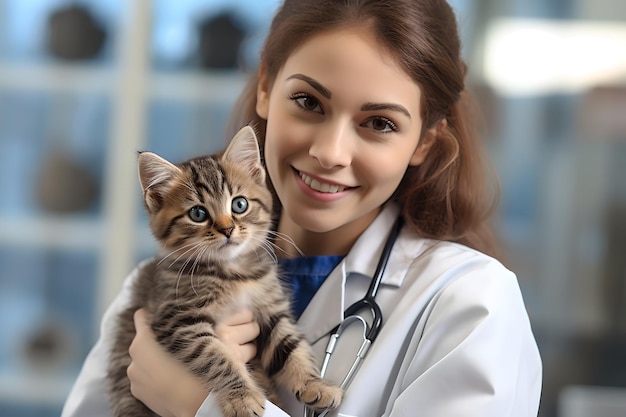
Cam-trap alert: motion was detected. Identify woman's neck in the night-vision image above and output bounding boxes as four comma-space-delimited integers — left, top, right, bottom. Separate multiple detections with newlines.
275, 209, 379, 258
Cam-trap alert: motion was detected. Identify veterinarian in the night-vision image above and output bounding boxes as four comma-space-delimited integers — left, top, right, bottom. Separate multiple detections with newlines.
62, 0, 542, 416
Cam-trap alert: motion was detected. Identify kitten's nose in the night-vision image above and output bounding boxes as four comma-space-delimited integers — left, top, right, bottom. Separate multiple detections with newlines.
215, 216, 235, 238
218, 226, 234, 238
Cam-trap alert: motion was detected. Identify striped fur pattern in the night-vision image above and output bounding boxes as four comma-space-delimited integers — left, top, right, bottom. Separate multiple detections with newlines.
107, 127, 342, 417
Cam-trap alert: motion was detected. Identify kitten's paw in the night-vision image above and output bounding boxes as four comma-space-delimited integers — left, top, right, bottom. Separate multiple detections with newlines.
220, 390, 266, 417
295, 378, 343, 411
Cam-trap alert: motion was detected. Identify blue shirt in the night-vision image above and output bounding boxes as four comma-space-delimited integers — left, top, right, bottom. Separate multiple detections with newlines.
278, 255, 344, 318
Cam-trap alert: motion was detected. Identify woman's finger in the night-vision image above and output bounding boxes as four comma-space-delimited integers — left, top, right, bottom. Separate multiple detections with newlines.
237, 342, 258, 363
217, 319, 260, 344
213, 308, 260, 363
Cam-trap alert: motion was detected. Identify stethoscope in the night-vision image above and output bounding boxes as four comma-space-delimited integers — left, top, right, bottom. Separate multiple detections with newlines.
304, 216, 404, 417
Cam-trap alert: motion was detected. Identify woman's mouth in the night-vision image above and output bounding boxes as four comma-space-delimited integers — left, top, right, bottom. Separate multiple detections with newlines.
298, 171, 349, 193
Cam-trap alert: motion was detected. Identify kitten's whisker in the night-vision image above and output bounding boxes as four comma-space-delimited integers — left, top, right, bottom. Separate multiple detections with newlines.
177, 244, 203, 299
158, 241, 203, 266
252, 244, 276, 264
163, 243, 203, 303
177, 246, 197, 281
260, 240, 279, 264
169, 241, 205, 268
158, 240, 201, 260
175, 273, 181, 302
189, 246, 209, 297
176, 248, 193, 279
266, 230, 304, 257
247, 235, 279, 263
186, 248, 198, 295
175, 263, 186, 302
256, 236, 293, 260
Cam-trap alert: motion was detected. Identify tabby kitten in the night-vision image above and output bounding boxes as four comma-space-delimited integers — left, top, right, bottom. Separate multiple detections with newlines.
107, 126, 342, 417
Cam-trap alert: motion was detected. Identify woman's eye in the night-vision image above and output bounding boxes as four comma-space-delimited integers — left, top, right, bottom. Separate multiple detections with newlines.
188, 206, 208, 222
291, 94, 323, 114
231, 196, 248, 214
364, 117, 397, 133
363, 117, 398, 133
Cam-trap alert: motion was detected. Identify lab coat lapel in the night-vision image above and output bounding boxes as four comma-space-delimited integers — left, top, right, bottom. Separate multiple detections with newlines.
297, 262, 346, 344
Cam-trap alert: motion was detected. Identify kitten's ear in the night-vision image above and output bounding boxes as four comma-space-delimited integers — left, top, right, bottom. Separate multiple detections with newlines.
222, 126, 265, 183
137, 151, 181, 213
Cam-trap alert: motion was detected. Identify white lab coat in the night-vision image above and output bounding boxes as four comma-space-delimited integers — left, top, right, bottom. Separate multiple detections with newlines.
61, 203, 542, 417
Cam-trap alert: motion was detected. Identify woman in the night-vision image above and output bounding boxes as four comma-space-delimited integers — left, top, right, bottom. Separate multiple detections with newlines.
62, 0, 542, 416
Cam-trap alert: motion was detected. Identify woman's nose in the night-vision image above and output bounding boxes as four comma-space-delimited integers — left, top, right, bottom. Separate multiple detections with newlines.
308, 121, 353, 169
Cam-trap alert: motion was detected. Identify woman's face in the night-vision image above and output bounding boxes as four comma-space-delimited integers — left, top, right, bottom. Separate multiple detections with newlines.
257, 26, 433, 242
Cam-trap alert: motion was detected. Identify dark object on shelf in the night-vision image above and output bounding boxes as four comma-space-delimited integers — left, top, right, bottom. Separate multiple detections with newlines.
35, 148, 99, 213
21, 319, 77, 371
46, 4, 106, 60
197, 12, 246, 69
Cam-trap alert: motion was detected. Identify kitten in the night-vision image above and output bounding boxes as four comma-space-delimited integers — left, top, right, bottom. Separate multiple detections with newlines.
107, 126, 342, 417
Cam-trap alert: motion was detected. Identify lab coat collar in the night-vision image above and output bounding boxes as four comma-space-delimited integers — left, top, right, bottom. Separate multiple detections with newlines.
344, 203, 405, 287
298, 203, 422, 344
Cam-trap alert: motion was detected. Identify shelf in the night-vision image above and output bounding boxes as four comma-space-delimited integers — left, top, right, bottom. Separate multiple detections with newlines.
0, 60, 248, 101
0, 61, 114, 95
0, 216, 160, 255
149, 69, 248, 102
0, 216, 103, 251
0, 370, 74, 407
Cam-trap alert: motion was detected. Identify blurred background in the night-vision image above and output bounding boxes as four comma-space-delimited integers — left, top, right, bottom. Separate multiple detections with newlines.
0, 0, 624, 416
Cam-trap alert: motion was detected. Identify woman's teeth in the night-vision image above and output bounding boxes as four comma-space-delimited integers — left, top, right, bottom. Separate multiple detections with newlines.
299, 172, 346, 193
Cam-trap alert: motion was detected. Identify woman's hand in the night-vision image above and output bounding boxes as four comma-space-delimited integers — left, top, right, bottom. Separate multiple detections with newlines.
127, 308, 260, 417
215, 308, 260, 363
127, 309, 207, 417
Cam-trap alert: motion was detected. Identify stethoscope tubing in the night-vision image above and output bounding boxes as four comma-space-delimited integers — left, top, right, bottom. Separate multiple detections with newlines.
307, 216, 404, 417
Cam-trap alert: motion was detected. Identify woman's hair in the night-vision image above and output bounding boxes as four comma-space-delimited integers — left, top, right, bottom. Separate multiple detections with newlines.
227, 0, 501, 258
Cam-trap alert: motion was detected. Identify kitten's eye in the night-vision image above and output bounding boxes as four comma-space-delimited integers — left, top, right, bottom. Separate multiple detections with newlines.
232, 197, 248, 214
188, 206, 208, 222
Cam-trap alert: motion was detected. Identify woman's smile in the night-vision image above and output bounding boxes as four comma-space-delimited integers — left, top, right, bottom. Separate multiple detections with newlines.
292, 167, 355, 203
298, 171, 349, 194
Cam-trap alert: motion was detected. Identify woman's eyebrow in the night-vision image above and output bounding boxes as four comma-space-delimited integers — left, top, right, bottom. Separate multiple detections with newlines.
361, 102, 411, 119
286, 74, 332, 99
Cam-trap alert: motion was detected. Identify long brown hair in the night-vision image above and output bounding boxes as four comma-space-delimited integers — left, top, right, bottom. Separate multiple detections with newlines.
227, 0, 501, 258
